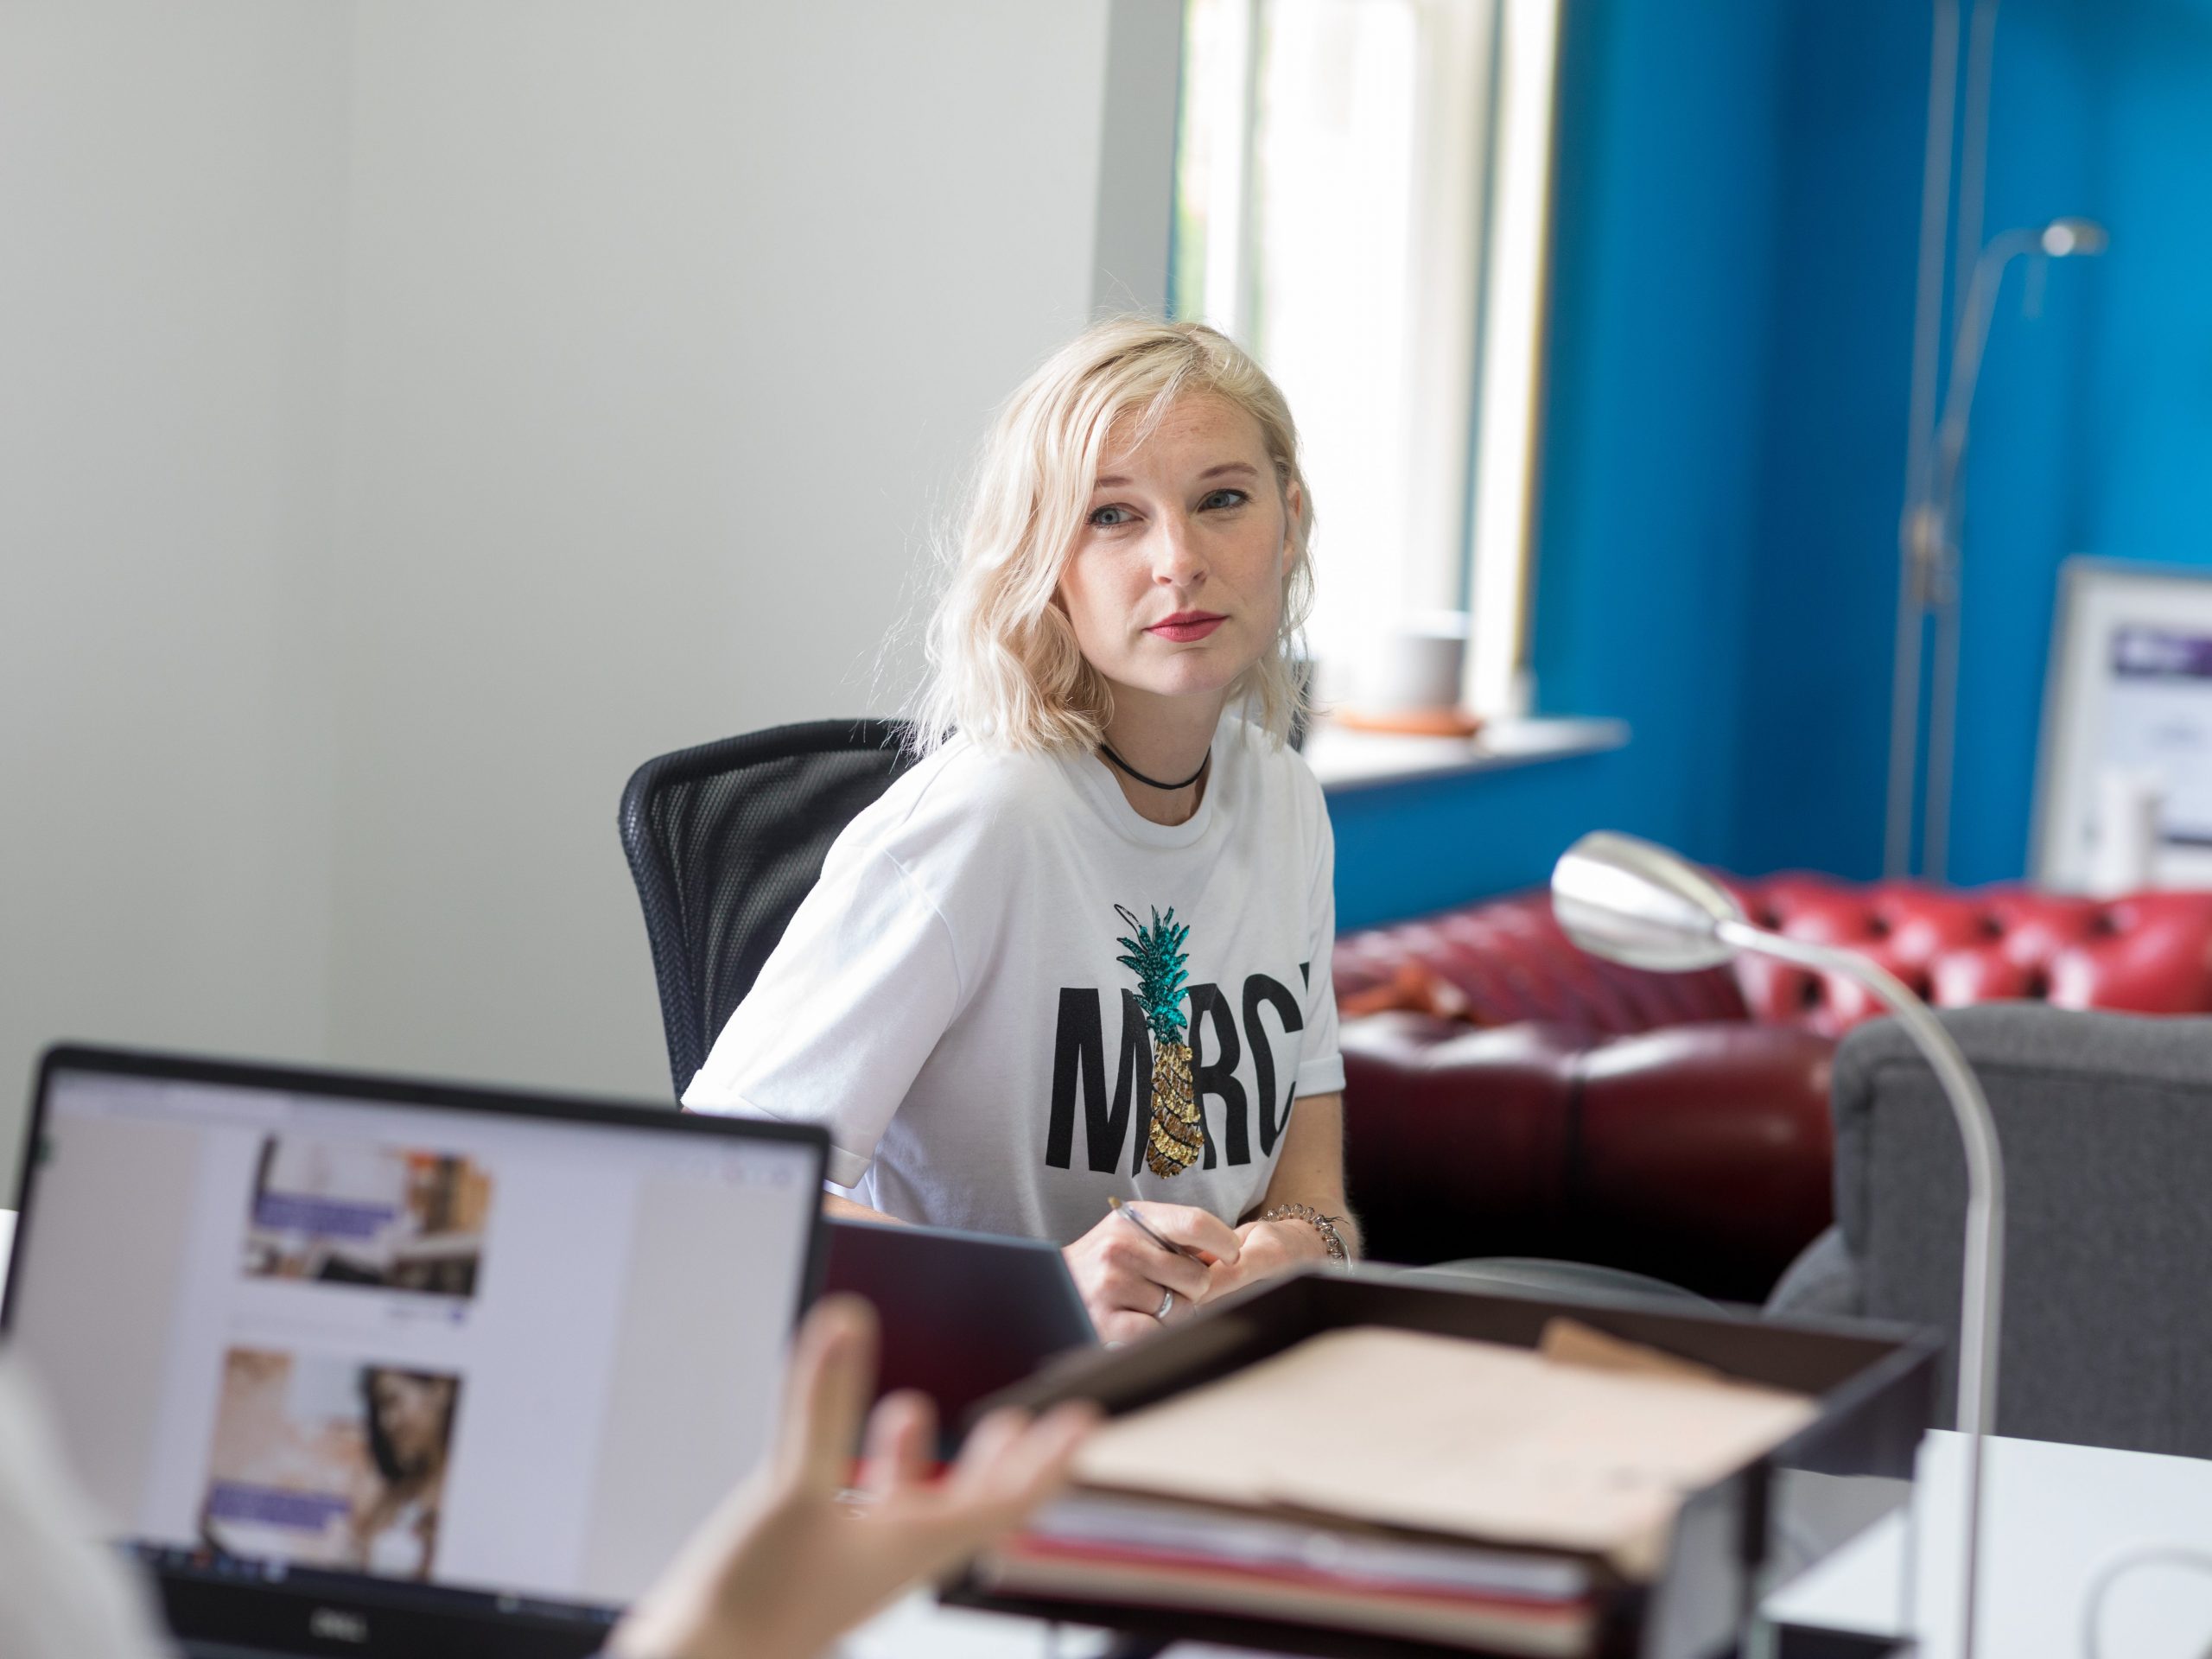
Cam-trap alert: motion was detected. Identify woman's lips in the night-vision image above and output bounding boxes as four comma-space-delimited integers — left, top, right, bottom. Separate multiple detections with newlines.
1148, 613, 1226, 642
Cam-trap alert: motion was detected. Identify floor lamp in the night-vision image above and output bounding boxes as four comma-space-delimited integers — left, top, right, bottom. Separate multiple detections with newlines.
1885, 216, 2107, 880
1552, 830, 2005, 1659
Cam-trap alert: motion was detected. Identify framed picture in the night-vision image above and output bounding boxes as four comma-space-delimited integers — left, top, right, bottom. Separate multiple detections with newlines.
2035, 559, 2212, 890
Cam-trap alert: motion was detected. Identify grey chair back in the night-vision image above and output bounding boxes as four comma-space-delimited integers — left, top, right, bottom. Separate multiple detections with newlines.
1770, 1004, 2212, 1457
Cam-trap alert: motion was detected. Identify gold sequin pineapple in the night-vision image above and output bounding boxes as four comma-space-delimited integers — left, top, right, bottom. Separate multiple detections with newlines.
1116, 904, 1202, 1177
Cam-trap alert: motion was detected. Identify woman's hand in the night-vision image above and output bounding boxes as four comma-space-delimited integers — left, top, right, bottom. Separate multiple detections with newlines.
1202, 1216, 1331, 1302
1061, 1202, 1241, 1344
611, 1296, 1094, 1659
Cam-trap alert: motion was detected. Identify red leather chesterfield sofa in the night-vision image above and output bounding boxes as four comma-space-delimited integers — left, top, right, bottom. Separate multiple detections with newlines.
1332, 875, 2212, 1301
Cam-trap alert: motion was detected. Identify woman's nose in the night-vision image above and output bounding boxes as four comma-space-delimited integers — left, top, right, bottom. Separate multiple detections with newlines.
1152, 513, 1207, 585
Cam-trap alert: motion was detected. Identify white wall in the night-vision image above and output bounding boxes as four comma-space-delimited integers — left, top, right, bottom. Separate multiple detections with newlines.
0, 3, 352, 1186
0, 0, 1141, 1180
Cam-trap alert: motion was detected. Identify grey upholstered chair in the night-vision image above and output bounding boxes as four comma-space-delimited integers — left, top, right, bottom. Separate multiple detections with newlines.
1767, 1003, 2212, 1458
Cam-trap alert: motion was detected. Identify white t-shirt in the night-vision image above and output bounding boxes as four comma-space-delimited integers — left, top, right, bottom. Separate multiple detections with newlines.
683, 714, 1344, 1243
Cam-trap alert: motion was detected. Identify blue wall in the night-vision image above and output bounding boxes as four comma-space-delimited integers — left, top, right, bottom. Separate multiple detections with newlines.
1740, 0, 2212, 887
1731, 1, 1925, 882
1937, 0, 2105, 886
1335, 0, 1793, 930
1945, 0, 2212, 883
1335, 0, 2212, 930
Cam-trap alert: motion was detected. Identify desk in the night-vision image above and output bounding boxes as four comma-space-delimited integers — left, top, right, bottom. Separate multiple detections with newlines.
12, 1207, 2208, 1659
841, 1592, 1116, 1657
1762, 1430, 2212, 1658
841, 1592, 1279, 1659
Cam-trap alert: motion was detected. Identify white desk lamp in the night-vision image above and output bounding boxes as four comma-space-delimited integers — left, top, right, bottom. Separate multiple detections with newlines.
1551, 830, 2006, 1659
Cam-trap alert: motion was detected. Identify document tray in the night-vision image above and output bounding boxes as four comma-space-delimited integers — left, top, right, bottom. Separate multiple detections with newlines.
944, 1268, 1938, 1659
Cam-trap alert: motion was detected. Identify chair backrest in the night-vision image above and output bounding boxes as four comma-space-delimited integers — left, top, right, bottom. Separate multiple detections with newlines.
619, 720, 917, 1098
1833, 1003, 2212, 1457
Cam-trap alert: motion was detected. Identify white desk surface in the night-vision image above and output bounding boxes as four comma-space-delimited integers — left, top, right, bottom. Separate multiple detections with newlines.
842, 1593, 1281, 1659
1762, 1428, 2212, 1659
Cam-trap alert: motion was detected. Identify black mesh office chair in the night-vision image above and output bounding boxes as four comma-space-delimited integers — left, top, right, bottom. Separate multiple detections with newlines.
619, 719, 917, 1100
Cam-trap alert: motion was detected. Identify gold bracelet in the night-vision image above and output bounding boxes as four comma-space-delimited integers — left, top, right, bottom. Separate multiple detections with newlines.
1259, 1202, 1351, 1268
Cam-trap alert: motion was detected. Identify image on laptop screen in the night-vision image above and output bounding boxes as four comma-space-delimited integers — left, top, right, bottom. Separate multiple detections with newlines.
3, 1049, 824, 1649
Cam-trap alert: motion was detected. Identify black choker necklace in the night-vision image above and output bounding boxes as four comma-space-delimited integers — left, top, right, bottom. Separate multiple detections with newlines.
1098, 741, 1211, 792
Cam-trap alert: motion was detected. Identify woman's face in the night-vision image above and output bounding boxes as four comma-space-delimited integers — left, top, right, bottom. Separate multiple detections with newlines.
370, 1372, 453, 1471
1056, 393, 1297, 715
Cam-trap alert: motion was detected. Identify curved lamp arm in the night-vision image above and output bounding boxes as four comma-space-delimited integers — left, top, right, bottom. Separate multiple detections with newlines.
1716, 920, 2004, 1436
1927, 225, 2043, 560
1550, 831, 2005, 1659
1718, 918, 2003, 1659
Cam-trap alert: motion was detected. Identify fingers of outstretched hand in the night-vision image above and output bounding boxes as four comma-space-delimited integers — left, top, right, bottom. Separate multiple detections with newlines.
993, 1402, 1096, 1503
943, 1404, 1095, 1531
859, 1389, 937, 1500
779, 1295, 880, 1495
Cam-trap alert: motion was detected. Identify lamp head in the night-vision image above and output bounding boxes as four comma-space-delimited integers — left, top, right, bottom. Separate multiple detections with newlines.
2040, 217, 2108, 257
1550, 831, 1749, 973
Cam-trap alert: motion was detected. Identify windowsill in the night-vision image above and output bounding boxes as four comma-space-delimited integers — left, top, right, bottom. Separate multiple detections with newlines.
1303, 715, 1630, 794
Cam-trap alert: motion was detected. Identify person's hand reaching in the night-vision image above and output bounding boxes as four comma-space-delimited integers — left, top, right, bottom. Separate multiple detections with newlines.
610, 1296, 1095, 1659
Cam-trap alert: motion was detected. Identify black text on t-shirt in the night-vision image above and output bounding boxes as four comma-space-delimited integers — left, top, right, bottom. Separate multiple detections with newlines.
1044, 968, 1310, 1176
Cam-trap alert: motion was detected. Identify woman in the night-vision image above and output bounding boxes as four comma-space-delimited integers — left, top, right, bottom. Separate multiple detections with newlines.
350, 1368, 459, 1578
685, 321, 1358, 1341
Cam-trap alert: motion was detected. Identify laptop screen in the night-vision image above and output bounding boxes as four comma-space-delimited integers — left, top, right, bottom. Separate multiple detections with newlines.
3, 1048, 824, 1650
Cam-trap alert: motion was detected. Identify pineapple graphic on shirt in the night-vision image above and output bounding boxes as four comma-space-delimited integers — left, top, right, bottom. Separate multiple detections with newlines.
1116, 904, 1203, 1177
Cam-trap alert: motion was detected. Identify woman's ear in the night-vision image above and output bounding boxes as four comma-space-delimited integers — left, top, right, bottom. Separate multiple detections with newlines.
1280, 479, 1304, 574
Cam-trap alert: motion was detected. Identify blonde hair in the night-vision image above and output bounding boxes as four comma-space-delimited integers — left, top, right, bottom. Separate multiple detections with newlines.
912, 319, 1314, 755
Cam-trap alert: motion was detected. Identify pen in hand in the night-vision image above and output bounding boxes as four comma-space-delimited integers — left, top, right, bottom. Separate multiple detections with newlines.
1109, 1195, 1209, 1263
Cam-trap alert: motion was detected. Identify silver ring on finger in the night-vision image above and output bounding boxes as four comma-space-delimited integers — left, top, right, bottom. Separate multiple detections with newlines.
1155, 1286, 1175, 1321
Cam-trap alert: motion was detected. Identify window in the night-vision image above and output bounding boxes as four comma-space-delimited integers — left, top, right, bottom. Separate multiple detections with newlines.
1170, 0, 1561, 717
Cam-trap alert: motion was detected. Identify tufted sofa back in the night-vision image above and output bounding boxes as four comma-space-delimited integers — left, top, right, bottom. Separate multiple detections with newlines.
1335, 892, 1749, 1035
1335, 876, 2212, 1041
1717, 878, 2212, 1039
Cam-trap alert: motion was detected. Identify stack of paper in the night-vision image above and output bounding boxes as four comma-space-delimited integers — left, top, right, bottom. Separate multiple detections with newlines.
969, 1320, 1818, 1656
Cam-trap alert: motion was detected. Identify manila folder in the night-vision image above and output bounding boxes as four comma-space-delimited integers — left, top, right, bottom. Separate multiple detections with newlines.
1072, 1323, 1818, 1577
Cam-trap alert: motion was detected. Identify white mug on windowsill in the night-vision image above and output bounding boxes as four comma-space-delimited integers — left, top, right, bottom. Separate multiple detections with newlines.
1341, 611, 1481, 737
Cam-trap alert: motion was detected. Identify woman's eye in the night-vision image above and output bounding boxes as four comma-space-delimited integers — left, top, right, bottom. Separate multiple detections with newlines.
1201, 488, 1250, 511
1089, 505, 1135, 528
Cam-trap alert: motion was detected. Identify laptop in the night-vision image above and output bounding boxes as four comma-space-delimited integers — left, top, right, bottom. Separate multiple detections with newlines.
823, 1217, 1094, 1454
2, 1044, 827, 1659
